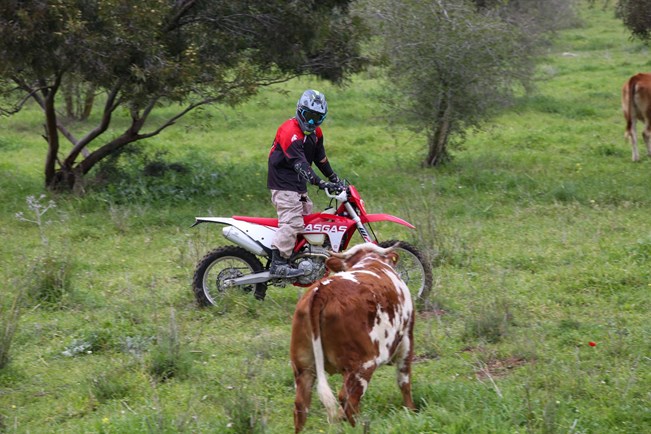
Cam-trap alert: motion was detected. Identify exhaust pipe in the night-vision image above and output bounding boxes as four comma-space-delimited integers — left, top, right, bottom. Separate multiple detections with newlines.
222, 226, 267, 256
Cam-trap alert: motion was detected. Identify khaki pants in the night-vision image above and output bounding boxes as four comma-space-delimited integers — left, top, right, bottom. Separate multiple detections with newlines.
270, 190, 313, 258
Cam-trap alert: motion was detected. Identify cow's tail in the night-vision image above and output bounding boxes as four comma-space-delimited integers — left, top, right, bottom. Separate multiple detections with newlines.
308, 290, 344, 423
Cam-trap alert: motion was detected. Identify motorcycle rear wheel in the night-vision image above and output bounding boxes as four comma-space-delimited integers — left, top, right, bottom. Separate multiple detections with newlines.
378, 240, 433, 308
192, 246, 265, 308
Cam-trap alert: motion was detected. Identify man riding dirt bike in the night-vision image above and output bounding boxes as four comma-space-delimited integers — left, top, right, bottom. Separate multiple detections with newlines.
191, 182, 433, 311
265, 89, 344, 292
192, 89, 432, 310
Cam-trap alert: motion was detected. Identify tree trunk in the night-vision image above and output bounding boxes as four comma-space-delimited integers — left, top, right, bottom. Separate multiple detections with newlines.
48, 165, 82, 193
63, 80, 96, 121
47, 127, 141, 192
81, 84, 96, 121
44, 77, 62, 188
423, 98, 452, 167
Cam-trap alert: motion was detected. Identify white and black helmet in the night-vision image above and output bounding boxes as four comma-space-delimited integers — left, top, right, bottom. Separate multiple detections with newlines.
296, 89, 327, 134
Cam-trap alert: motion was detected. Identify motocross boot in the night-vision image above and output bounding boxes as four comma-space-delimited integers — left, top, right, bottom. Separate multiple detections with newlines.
269, 249, 304, 279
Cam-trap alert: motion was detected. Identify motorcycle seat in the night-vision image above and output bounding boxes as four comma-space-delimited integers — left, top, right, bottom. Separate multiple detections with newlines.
233, 212, 344, 228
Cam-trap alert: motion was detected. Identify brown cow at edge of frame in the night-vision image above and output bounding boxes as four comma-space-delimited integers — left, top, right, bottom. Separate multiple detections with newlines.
622, 72, 651, 162
289, 242, 416, 432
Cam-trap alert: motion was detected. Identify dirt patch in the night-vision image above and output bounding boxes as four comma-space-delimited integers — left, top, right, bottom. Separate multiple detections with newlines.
413, 351, 439, 363
417, 308, 447, 319
475, 356, 530, 379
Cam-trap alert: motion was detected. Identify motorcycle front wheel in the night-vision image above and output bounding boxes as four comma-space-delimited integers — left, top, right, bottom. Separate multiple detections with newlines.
192, 246, 265, 308
378, 240, 433, 309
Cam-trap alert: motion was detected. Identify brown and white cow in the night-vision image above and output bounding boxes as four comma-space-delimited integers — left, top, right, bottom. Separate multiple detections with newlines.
622, 73, 651, 161
289, 242, 416, 432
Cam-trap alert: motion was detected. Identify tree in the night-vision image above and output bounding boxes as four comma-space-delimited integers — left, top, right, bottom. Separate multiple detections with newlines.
357, 0, 579, 167
617, 0, 651, 41
0, 0, 366, 191
357, 0, 534, 167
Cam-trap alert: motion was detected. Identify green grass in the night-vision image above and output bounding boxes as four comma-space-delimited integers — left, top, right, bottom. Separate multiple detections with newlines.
1, 3, 651, 433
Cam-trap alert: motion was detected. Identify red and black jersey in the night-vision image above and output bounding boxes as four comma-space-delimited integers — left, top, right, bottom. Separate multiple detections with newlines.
267, 118, 333, 193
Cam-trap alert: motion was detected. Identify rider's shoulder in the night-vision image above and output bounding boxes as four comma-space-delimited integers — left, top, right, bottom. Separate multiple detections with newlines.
277, 118, 304, 143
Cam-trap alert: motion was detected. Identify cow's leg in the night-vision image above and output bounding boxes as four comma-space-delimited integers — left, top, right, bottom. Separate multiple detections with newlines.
629, 121, 640, 162
394, 339, 416, 410
643, 122, 651, 157
340, 368, 374, 426
293, 366, 315, 433
338, 382, 347, 409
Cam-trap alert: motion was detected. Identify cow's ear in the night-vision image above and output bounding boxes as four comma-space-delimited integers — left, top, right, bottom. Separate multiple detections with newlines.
326, 257, 346, 272
387, 252, 400, 266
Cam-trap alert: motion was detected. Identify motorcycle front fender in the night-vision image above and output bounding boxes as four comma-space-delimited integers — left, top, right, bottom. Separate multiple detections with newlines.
360, 213, 416, 229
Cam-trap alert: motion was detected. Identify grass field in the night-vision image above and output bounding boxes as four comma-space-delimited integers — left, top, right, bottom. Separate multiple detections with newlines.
1, 3, 650, 433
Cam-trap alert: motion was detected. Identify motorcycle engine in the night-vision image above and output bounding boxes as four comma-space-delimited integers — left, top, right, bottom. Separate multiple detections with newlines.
291, 246, 329, 285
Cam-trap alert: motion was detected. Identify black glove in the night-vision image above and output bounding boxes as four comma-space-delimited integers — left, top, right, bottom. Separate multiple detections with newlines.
318, 180, 343, 192
328, 173, 340, 183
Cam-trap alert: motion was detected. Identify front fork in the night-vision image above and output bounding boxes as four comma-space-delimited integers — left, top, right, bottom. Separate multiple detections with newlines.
344, 202, 374, 243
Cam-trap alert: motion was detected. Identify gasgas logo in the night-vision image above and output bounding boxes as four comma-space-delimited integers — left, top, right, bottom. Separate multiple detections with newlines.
303, 223, 347, 233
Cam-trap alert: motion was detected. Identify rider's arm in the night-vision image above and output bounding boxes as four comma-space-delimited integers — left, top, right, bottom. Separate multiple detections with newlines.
293, 160, 323, 186
294, 158, 337, 190
313, 135, 339, 182
315, 157, 339, 183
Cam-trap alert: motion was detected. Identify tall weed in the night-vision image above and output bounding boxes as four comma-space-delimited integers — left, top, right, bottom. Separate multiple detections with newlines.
147, 308, 193, 382
0, 283, 22, 370
15, 195, 75, 307
463, 298, 515, 344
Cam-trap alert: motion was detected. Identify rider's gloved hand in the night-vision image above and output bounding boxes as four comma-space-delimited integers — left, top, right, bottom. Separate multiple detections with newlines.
318, 180, 343, 193
328, 173, 340, 183
334, 180, 346, 192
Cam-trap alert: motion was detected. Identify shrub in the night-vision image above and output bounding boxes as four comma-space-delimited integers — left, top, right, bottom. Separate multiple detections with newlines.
463, 299, 515, 344
222, 387, 268, 433
27, 251, 75, 307
147, 308, 193, 382
89, 369, 134, 403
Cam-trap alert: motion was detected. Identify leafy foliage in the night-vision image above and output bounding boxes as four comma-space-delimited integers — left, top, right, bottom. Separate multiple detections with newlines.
358, 0, 536, 166
0, 0, 366, 190
617, 0, 651, 41
358, 0, 578, 167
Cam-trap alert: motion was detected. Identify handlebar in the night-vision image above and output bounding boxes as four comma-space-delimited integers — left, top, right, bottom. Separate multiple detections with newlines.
324, 186, 348, 201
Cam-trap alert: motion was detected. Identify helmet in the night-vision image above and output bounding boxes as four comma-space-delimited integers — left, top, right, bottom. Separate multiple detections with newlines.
296, 89, 327, 134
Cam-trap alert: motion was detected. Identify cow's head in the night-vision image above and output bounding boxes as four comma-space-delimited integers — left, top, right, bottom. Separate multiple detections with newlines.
326, 242, 399, 272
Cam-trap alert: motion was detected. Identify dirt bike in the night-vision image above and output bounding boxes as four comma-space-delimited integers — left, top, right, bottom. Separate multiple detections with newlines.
191, 182, 433, 310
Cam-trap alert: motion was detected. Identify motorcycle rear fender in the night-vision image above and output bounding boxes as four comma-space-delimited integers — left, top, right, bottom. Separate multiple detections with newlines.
192, 217, 276, 255
360, 213, 416, 229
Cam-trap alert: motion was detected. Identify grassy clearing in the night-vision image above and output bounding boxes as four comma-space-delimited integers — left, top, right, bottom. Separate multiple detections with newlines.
1, 3, 650, 433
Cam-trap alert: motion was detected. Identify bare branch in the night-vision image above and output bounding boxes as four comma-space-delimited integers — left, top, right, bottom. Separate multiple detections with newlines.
0, 81, 42, 116
164, 0, 198, 32
63, 82, 123, 167
138, 75, 299, 139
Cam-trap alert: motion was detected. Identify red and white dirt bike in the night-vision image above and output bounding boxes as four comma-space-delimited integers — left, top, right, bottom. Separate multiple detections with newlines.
191, 182, 433, 309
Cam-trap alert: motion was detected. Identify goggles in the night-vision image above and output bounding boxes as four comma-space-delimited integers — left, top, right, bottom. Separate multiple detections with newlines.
299, 108, 326, 126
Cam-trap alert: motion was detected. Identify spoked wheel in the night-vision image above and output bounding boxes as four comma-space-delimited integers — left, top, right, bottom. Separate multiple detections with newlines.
192, 246, 265, 308
379, 240, 433, 309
